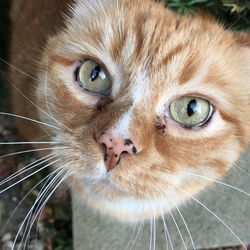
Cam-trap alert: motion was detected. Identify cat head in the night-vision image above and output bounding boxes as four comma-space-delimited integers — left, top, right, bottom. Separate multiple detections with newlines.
36, 0, 250, 222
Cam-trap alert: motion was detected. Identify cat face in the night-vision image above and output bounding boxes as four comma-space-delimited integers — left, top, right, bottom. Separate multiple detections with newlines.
36, 0, 250, 222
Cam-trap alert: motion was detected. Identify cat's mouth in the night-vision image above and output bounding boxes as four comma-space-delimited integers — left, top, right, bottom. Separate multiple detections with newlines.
77, 176, 175, 223
80, 177, 130, 200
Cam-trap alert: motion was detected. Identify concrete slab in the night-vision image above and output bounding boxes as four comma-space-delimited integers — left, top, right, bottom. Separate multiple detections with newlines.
73, 147, 250, 250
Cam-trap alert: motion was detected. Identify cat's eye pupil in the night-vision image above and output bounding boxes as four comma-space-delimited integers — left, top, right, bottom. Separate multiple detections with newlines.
169, 96, 212, 128
90, 65, 101, 81
187, 99, 197, 117
77, 59, 111, 95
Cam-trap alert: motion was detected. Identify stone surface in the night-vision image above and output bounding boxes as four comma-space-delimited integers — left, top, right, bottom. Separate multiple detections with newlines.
73, 148, 250, 250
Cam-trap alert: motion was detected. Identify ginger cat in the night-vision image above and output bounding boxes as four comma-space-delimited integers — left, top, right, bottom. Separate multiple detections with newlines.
8, 0, 250, 225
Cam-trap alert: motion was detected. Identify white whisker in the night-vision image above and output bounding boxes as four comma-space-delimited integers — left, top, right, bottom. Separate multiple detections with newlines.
234, 163, 250, 176
129, 220, 143, 250
13, 167, 67, 250
10, 82, 72, 132
169, 197, 195, 250
174, 185, 248, 250
0, 112, 60, 130
167, 201, 187, 250
178, 171, 250, 197
0, 141, 59, 145
0, 58, 37, 81
0, 159, 60, 194
0, 146, 68, 160
126, 223, 137, 250
0, 154, 55, 185
161, 211, 173, 250
38, 124, 53, 138
156, 183, 194, 250
22, 168, 68, 249
1, 60, 73, 133
34, 170, 70, 249
149, 216, 152, 250
153, 210, 156, 250
23, 168, 70, 249
1, 168, 61, 236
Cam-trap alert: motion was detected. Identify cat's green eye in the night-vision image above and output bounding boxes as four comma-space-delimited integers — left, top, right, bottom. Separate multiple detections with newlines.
169, 96, 212, 128
77, 60, 111, 95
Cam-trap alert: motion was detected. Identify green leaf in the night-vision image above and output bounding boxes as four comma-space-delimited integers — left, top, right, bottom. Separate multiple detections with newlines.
188, 0, 208, 5
166, 0, 250, 31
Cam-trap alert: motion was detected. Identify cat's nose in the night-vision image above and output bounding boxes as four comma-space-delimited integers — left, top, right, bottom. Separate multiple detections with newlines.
97, 132, 138, 171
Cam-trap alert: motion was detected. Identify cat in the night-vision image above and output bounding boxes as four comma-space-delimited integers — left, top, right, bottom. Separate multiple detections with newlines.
5, 0, 250, 245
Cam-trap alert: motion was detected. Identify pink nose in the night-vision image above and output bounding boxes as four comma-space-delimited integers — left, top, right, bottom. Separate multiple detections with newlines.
97, 132, 138, 171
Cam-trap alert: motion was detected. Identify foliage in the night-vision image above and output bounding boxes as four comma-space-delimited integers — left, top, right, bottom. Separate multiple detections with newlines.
41, 200, 73, 250
166, 0, 250, 31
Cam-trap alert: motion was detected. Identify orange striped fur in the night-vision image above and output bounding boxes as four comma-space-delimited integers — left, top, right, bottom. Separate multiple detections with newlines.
10, 0, 250, 222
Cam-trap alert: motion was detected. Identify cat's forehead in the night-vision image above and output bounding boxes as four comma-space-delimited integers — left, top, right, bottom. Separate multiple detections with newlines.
65, 0, 228, 80
53, 0, 244, 111
69, 0, 219, 55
